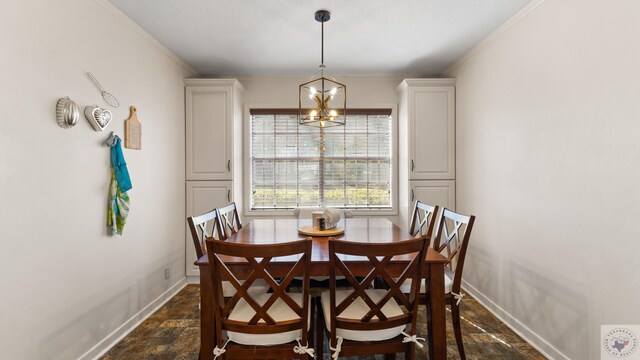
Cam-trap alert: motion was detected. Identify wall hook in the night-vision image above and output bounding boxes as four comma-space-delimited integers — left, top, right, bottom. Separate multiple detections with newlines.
103, 131, 119, 147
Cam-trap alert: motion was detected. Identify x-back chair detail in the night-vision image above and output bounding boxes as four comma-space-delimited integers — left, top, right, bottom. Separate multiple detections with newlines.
187, 208, 269, 298
216, 202, 242, 238
206, 238, 315, 359
409, 201, 440, 241
318, 237, 429, 360
396, 201, 439, 295
187, 209, 221, 260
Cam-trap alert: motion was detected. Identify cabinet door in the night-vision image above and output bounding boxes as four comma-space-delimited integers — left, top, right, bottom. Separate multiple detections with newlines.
186, 86, 233, 180
185, 181, 233, 277
409, 180, 455, 228
409, 86, 455, 180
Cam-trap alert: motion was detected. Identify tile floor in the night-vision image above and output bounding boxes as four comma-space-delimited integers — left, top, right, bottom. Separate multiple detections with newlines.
100, 285, 546, 360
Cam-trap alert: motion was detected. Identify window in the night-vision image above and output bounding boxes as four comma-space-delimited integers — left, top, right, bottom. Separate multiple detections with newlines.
249, 109, 392, 210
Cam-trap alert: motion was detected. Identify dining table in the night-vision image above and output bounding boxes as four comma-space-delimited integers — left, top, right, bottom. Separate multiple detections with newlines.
195, 217, 449, 360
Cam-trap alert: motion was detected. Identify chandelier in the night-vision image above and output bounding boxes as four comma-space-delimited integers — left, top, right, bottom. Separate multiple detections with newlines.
299, 10, 346, 128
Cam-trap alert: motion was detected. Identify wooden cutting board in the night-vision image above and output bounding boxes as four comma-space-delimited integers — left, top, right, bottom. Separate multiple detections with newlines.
124, 106, 141, 150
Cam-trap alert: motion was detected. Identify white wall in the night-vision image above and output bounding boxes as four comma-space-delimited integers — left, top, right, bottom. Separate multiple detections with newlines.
0, 0, 196, 359
240, 76, 402, 106
446, 0, 640, 358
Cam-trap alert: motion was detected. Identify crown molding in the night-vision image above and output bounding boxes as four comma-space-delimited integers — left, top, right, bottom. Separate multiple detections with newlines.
443, 0, 546, 76
397, 78, 457, 91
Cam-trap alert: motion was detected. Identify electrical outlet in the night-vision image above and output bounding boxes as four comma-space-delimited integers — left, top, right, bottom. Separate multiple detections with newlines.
164, 267, 170, 280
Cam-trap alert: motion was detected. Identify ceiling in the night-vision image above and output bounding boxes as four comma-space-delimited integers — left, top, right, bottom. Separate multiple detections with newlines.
109, 0, 532, 77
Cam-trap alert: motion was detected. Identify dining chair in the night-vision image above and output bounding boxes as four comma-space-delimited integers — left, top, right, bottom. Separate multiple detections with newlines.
206, 238, 315, 359
402, 208, 476, 360
187, 209, 269, 297
317, 237, 429, 360
216, 202, 242, 238
187, 209, 219, 260
384, 201, 439, 291
430, 208, 475, 359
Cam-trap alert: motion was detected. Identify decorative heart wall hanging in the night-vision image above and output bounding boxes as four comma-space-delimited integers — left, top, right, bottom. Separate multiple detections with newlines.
84, 105, 113, 131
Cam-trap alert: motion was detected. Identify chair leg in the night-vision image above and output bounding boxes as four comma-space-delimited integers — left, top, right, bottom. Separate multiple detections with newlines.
451, 303, 466, 360
384, 354, 396, 360
309, 299, 316, 349
406, 343, 417, 360
315, 297, 324, 360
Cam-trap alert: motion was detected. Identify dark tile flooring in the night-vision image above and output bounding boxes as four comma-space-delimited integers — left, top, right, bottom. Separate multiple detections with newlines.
101, 285, 546, 360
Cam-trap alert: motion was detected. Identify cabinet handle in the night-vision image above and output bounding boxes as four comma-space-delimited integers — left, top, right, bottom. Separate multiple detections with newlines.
411, 189, 415, 202
411, 160, 415, 171
227, 190, 231, 202
227, 160, 231, 172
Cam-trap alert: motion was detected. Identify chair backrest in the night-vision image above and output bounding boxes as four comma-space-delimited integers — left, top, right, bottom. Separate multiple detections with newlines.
216, 202, 242, 238
207, 238, 312, 345
409, 201, 440, 240
187, 209, 225, 259
432, 208, 476, 292
328, 237, 428, 336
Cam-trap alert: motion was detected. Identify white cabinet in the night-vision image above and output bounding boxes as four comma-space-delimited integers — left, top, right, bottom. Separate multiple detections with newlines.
185, 79, 243, 181
398, 79, 456, 231
402, 80, 455, 180
185, 181, 233, 277
185, 79, 244, 279
410, 181, 456, 213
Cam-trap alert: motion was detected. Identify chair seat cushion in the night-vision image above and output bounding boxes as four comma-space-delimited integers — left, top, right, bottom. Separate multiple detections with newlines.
222, 278, 270, 297
398, 274, 453, 294
320, 289, 405, 342
227, 292, 310, 346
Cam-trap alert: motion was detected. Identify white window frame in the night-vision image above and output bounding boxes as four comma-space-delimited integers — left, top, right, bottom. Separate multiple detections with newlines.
243, 102, 398, 217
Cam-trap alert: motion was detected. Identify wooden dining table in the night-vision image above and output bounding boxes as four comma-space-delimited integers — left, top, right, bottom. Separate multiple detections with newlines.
195, 217, 449, 360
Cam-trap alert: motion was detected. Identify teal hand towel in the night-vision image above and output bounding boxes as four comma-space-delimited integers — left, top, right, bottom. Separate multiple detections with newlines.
111, 137, 132, 192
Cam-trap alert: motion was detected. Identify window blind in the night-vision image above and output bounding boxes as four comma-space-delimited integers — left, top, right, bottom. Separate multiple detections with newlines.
250, 110, 392, 210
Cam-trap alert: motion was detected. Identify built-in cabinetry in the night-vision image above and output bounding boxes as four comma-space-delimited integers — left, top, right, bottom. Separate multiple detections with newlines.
398, 79, 456, 231
184, 79, 243, 278
410, 180, 455, 212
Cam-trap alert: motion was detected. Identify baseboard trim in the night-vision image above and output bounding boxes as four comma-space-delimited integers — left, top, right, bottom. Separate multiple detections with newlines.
78, 278, 188, 360
186, 276, 200, 284
462, 280, 568, 360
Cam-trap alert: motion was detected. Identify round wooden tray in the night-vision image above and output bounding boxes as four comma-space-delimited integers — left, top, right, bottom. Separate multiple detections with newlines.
298, 226, 345, 237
